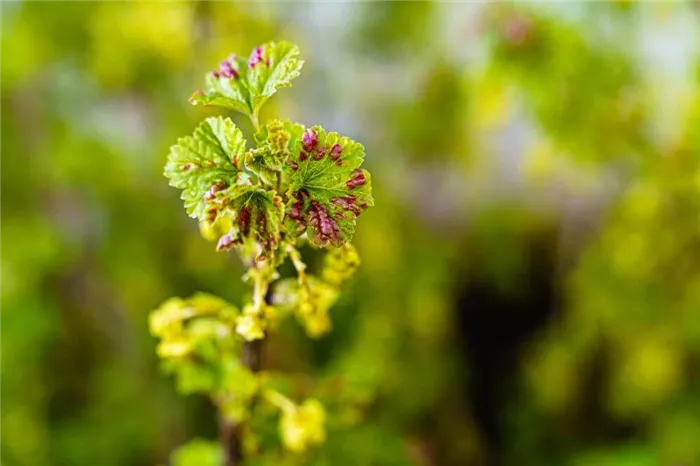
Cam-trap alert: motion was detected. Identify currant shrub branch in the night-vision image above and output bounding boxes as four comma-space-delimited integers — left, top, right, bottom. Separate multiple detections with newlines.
149, 41, 374, 465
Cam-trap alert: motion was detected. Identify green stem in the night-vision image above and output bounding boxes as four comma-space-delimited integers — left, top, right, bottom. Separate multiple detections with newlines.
287, 245, 314, 323
263, 388, 296, 413
251, 109, 260, 133
286, 244, 309, 290
219, 416, 243, 466
251, 264, 269, 312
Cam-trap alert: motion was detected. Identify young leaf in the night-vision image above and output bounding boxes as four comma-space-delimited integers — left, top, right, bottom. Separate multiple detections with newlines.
190, 41, 304, 117
218, 358, 258, 422
284, 126, 374, 247
215, 186, 285, 261
199, 215, 234, 243
271, 276, 339, 338
279, 398, 327, 453
149, 293, 238, 341
235, 303, 268, 342
164, 117, 248, 222
163, 358, 219, 395
322, 243, 361, 286
245, 119, 305, 188
149, 294, 240, 395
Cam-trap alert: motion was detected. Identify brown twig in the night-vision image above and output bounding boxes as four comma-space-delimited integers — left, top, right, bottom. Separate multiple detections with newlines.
219, 416, 243, 466
219, 337, 265, 466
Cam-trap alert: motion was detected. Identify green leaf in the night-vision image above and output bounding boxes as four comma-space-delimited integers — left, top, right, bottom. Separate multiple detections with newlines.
279, 398, 327, 453
149, 293, 239, 395
171, 439, 222, 466
190, 41, 304, 117
284, 126, 374, 247
322, 243, 361, 286
271, 276, 340, 338
164, 117, 248, 222
162, 358, 218, 395
245, 119, 305, 188
215, 186, 285, 261
149, 293, 237, 340
218, 359, 259, 422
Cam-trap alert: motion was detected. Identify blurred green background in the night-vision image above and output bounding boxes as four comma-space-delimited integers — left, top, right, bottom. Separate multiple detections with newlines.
3, 2, 700, 465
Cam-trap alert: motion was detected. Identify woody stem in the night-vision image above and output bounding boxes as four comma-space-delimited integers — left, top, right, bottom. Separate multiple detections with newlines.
220, 264, 269, 465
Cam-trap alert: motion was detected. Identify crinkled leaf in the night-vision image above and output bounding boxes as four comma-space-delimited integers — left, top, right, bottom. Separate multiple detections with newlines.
215, 186, 285, 261
190, 41, 304, 117
246, 41, 304, 111
164, 117, 248, 221
245, 119, 304, 188
284, 126, 374, 247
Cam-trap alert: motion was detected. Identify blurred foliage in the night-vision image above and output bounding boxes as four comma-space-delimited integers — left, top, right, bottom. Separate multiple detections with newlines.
2, 2, 700, 466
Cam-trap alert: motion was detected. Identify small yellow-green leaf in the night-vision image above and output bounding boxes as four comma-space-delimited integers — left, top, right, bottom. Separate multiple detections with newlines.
322, 243, 361, 286
280, 398, 327, 453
